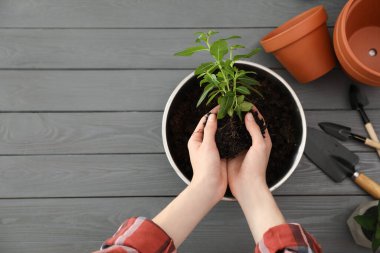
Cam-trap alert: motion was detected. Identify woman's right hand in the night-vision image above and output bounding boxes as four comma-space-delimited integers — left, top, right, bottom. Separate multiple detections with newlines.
227, 108, 272, 202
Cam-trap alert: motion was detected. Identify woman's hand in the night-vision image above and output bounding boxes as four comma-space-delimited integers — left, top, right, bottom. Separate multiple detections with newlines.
227, 107, 272, 202
153, 106, 227, 247
188, 106, 227, 202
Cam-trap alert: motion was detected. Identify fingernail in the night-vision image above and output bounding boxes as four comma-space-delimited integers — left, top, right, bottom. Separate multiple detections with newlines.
209, 113, 216, 121
247, 112, 253, 121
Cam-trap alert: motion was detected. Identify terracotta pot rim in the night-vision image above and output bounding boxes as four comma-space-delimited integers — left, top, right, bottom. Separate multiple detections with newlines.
260, 5, 327, 53
336, 0, 380, 82
334, 22, 378, 86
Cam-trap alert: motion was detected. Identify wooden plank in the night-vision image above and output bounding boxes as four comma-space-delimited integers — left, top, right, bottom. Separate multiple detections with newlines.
0, 69, 378, 111
0, 111, 377, 155
0, 28, 336, 69
0, 0, 346, 28
0, 196, 371, 253
0, 153, 379, 198
0, 112, 162, 154
0, 154, 184, 198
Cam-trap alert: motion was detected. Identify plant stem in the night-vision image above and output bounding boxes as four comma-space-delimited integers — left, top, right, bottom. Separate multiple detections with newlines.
206, 35, 210, 49
233, 76, 238, 109
217, 62, 230, 91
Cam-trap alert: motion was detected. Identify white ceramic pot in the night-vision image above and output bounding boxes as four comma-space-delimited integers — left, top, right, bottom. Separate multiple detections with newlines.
347, 200, 378, 249
162, 61, 307, 201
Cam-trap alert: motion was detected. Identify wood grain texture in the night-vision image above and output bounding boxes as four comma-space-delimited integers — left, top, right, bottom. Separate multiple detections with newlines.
0, 69, 378, 111
0, 111, 378, 155
0, 154, 184, 198
0, 0, 346, 28
0, 28, 335, 69
0, 152, 379, 198
0, 196, 371, 253
0, 112, 162, 154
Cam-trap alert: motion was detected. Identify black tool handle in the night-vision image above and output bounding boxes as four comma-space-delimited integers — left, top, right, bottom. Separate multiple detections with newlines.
358, 106, 370, 124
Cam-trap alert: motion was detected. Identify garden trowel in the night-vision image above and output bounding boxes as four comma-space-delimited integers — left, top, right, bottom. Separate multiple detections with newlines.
319, 122, 380, 150
305, 127, 380, 199
350, 84, 380, 157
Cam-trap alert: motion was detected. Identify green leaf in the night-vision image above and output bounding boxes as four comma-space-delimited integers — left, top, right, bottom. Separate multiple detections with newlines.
206, 91, 220, 105
217, 96, 223, 105
200, 73, 220, 87
199, 77, 210, 86
233, 48, 261, 61
222, 35, 241, 41
175, 45, 208, 56
225, 59, 234, 68
372, 238, 380, 253
240, 101, 253, 112
207, 30, 219, 36
219, 81, 228, 90
196, 83, 215, 107
236, 106, 242, 121
236, 86, 251, 95
238, 75, 259, 86
237, 95, 245, 104
216, 71, 224, 80
195, 62, 215, 76
220, 61, 234, 78
227, 107, 234, 117
243, 71, 257, 75
209, 74, 219, 85
374, 203, 380, 253
197, 65, 218, 79
230, 44, 245, 50
195, 32, 207, 43
355, 215, 377, 231
241, 84, 264, 98
218, 92, 234, 119
210, 39, 228, 61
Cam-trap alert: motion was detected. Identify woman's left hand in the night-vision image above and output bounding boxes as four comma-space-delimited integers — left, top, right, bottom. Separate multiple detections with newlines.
188, 106, 227, 202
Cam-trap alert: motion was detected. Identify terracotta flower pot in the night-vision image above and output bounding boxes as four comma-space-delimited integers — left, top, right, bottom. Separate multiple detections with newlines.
334, 0, 380, 86
260, 5, 336, 84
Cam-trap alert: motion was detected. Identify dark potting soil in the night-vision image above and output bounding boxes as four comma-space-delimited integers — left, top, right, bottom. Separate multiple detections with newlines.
166, 64, 303, 197
214, 111, 266, 159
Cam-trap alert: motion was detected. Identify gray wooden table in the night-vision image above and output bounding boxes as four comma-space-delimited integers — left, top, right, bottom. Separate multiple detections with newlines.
0, 0, 379, 252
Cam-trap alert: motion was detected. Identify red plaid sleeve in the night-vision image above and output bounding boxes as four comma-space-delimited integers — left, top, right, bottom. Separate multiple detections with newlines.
255, 223, 322, 253
93, 217, 176, 253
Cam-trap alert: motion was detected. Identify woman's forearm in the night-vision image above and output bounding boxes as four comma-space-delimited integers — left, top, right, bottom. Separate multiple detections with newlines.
238, 181, 286, 242
153, 183, 220, 248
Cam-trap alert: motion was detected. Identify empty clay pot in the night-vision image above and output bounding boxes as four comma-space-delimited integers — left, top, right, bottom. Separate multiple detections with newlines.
260, 5, 336, 84
334, 0, 380, 86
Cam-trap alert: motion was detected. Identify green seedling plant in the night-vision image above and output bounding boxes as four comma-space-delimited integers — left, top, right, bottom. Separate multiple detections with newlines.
174, 31, 262, 120
355, 201, 380, 252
